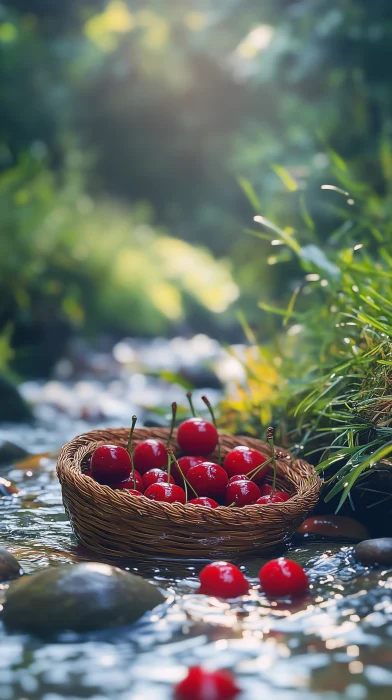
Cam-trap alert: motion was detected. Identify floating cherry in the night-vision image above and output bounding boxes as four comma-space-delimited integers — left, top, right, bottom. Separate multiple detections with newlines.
144, 482, 186, 504
174, 666, 240, 700
198, 561, 249, 598
91, 445, 131, 485
133, 439, 167, 474
259, 557, 308, 597
188, 497, 219, 508
142, 468, 175, 490
187, 462, 228, 500
177, 418, 218, 456
225, 479, 260, 507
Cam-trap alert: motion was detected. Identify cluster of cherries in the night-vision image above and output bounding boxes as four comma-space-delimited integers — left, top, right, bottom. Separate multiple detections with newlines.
175, 557, 309, 698
87, 395, 290, 507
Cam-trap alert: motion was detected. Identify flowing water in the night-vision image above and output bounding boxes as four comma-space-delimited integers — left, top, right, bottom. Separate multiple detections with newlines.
1, 337, 392, 699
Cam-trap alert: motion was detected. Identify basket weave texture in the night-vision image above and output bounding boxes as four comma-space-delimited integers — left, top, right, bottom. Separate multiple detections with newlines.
57, 428, 321, 559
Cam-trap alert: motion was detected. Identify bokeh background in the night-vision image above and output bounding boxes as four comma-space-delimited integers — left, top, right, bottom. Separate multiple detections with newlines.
1, 0, 391, 380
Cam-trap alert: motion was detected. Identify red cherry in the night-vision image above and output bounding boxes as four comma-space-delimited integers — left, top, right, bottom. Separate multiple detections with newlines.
177, 418, 218, 456
188, 497, 219, 508
225, 479, 260, 507
112, 471, 144, 492
256, 491, 290, 505
145, 482, 186, 504
198, 561, 249, 598
142, 468, 175, 490
259, 483, 273, 497
84, 471, 93, 479
171, 455, 205, 482
228, 474, 250, 484
223, 446, 266, 482
174, 666, 240, 700
133, 439, 167, 474
91, 445, 131, 484
259, 557, 308, 597
124, 489, 143, 497
187, 462, 228, 500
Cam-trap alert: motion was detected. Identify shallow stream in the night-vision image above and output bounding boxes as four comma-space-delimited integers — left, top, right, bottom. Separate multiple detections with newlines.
0, 337, 391, 699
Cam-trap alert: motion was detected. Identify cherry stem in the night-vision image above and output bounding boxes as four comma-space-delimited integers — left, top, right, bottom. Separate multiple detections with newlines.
167, 450, 198, 498
202, 395, 221, 464
126, 415, 137, 489
167, 451, 172, 482
166, 402, 177, 448
248, 455, 273, 481
186, 392, 196, 418
266, 426, 277, 494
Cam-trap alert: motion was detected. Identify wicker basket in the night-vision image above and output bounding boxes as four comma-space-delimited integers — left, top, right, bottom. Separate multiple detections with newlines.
57, 428, 321, 559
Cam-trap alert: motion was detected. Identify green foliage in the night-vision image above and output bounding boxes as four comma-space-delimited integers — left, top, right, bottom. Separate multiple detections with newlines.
0, 155, 238, 375
223, 157, 392, 507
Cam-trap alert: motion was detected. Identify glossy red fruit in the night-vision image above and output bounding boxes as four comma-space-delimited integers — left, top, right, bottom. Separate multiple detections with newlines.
124, 489, 143, 497
177, 418, 218, 456
112, 471, 144, 493
188, 497, 219, 508
145, 482, 186, 504
199, 561, 249, 598
84, 471, 93, 479
225, 479, 260, 507
142, 468, 175, 490
187, 462, 228, 500
91, 445, 131, 485
133, 439, 167, 475
223, 446, 266, 482
259, 557, 308, 597
259, 483, 273, 497
171, 455, 205, 482
174, 666, 240, 700
228, 474, 250, 484
256, 491, 290, 505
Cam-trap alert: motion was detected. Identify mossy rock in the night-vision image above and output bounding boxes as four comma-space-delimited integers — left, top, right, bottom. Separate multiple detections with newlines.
3, 563, 164, 635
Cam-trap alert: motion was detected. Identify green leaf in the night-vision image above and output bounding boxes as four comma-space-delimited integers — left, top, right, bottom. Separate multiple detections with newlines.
253, 216, 301, 254
238, 177, 261, 212
271, 165, 298, 192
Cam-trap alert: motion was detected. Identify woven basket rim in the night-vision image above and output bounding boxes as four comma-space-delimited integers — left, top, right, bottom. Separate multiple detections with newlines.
57, 427, 321, 522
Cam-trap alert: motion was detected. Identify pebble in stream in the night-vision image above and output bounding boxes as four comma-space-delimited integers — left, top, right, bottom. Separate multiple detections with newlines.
0, 546, 23, 581
3, 562, 165, 635
354, 537, 392, 566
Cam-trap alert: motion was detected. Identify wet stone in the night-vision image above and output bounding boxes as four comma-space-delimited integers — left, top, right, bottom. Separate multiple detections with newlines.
354, 538, 392, 566
0, 547, 23, 582
3, 562, 165, 635
297, 515, 370, 541
0, 440, 29, 466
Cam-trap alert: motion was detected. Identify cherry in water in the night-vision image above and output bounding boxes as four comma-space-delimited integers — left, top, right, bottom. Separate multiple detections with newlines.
171, 455, 204, 482
259, 557, 308, 597
145, 482, 186, 504
112, 471, 144, 492
256, 491, 290, 505
225, 479, 260, 507
187, 462, 228, 500
223, 446, 266, 482
142, 468, 175, 490
188, 497, 219, 508
91, 445, 131, 485
177, 418, 218, 456
174, 666, 240, 700
198, 561, 249, 598
133, 439, 167, 474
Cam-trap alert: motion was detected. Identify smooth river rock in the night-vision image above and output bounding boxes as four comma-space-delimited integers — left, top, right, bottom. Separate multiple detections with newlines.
3, 562, 164, 635
298, 515, 370, 541
354, 538, 392, 566
0, 547, 23, 581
